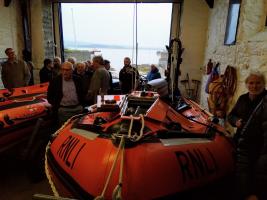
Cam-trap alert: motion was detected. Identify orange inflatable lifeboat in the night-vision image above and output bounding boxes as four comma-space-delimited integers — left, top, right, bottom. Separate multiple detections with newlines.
45, 91, 234, 200
0, 83, 51, 151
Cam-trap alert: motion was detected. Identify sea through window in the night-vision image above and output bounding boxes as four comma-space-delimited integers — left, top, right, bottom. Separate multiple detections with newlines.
61, 3, 172, 78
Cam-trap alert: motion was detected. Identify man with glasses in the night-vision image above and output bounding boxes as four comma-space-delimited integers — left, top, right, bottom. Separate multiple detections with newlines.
47, 61, 84, 126
1, 48, 31, 90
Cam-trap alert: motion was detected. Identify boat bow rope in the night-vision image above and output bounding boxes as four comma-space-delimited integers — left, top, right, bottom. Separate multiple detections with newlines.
95, 114, 145, 200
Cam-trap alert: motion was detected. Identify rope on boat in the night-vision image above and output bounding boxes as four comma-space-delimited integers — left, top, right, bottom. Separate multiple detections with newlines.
45, 141, 60, 198
95, 114, 145, 199
127, 115, 134, 138
52, 113, 85, 138
126, 114, 144, 142
112, 140, 125, 200
94, 136, 125, 200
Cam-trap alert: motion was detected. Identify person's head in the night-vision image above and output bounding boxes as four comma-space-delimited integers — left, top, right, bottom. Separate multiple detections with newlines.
87, 60, 92, 66
124, 57, 131, 67
86, 60, 93, 70
92, 56, 104, 70
44, 58, 53, 69
103, 59, 110, 70
245, 71, 266, 96
54, 56, 61, 66
76, 62, 86, 75
151, 64, 157, 71
67, 57, 76, 65
61, 61, 73, 81
5, 48, 16, 60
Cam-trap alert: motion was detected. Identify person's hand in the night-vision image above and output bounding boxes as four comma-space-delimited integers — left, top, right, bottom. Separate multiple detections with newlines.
236, 119, 243, 128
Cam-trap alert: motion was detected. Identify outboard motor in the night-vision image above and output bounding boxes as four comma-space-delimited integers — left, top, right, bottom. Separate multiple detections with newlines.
147, 78, 168, 97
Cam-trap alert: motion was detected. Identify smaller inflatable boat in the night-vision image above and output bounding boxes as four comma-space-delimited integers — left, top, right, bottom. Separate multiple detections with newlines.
0, 83, 51, 152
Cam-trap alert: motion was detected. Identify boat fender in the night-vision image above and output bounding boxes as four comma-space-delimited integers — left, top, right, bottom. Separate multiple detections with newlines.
3, 114, 14, 125
0, 121, 4, 129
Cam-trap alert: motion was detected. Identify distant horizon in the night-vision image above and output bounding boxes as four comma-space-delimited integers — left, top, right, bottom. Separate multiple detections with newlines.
64, 41, 167, 51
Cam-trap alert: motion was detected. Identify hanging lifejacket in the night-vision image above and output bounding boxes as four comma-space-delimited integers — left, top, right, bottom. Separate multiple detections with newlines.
207, 65, 237, 117
205, 62, 220, 94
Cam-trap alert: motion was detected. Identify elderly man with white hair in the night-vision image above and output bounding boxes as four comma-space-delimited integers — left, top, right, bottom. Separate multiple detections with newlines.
47, 61, 85, 125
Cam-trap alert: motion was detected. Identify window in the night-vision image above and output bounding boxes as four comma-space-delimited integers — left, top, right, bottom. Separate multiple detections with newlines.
224, 0, 241, 45
61, 3, 172, 77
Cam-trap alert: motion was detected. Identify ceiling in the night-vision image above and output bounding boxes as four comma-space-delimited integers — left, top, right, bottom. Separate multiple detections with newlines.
51, 0, 182, 3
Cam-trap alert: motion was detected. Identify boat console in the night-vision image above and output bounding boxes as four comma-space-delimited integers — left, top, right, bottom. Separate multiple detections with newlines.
94, 91, 158, 116
121, 91, 158, 116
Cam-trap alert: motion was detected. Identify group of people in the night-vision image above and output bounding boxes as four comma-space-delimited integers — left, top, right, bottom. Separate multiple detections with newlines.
1, 49, 161, 126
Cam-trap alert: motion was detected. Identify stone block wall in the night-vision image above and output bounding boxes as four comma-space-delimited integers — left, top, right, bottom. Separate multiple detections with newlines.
42, 0, 55, 59
200, 0, 267, 115
31, 0, 55, 84
0, 0, 24, 89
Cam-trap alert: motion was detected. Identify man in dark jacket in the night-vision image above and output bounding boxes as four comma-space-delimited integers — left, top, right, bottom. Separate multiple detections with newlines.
228, 72, 267, 200
39, 58, 56, 83
47, 61, 84, 125
119, 57, 139, 94
104, 59, 113, 94
253, 94, 267, 200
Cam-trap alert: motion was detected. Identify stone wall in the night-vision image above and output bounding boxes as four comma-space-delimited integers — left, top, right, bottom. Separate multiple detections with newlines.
0, 1, 23, 59
42, 0, 55, 59
0, 0, 24, 89
0, 1, 55, 85
200, 0, 267, 114
31, 0, 55, 84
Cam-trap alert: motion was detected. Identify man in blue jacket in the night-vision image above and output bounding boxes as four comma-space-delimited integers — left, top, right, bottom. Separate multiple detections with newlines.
147, 64, 161, 81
